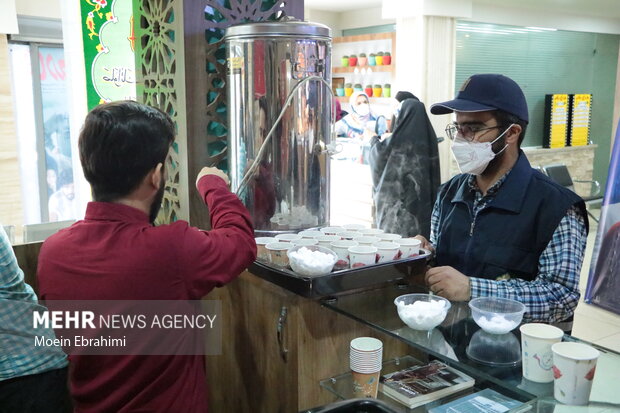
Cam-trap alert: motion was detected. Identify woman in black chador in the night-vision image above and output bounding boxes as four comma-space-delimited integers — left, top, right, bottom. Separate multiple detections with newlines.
369, 98, 441, 238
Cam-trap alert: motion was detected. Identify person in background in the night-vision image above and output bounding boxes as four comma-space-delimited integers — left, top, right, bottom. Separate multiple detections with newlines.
46, 157, 58, 198
37, 101, 256, 412
0, 225, 71, 413
369, 98, 440, 238
419, 74, 587, 327
334, 98, 343, 122
335, 91, 377, 140
48, 169, 76, 222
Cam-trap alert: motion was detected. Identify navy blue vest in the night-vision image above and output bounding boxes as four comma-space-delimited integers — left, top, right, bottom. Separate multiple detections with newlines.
435, 151, 588, 281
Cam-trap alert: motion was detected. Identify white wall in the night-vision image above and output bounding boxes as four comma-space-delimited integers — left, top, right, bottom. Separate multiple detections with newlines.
468, 2, 620, 35
339, 6, 394, 31
16, 0, 61, 19
304, 8, 342, 36
305, 6, 396, 35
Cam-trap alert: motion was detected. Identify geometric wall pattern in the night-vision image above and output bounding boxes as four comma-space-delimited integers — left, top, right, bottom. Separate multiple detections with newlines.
134, 0, 183, 224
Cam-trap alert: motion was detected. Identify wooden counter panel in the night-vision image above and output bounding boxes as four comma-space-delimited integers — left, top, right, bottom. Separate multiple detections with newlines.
12, 241, 42, 294
205, 272, 299, 412
205, 270, 421, 411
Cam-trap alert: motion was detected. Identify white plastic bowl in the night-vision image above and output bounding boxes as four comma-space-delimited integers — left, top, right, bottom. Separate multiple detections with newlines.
469, 297, 525, 334
287, 244, 337, 277
394, 294, 451, 330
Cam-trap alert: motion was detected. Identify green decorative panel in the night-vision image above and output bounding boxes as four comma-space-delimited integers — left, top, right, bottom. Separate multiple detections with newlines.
134, 0, 183, 224
80, 0, 137, 109
455, 22, 619, 188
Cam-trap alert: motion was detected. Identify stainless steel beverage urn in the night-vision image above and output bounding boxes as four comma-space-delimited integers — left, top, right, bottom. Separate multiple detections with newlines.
224, 20, 332, 235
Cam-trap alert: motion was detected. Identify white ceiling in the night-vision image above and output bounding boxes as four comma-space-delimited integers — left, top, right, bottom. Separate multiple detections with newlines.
305, 0, 620, 19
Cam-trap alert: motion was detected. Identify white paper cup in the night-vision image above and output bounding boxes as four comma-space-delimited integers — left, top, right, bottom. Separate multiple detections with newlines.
275, 233, 302, 243
373, 241, 400, 263
265, 242, 291, 267
342, 224, 367, 232
359, 228, 385, 236
316, 234, 341, 248
352, 371, 380, 398
330, 240, 359, 270
551, 342, 600, 405
339, 231, 360, 240
354, 236, 381, 246
396, 238, 421, 258
255, 237, 276, 261
378, 233, 403, 242
291, 238, 319, 247
520, 323, 564, 383
350, 337, 383, 374
320, 226, 345, 236
348, 245, 377, 268
298, 230, 323, 239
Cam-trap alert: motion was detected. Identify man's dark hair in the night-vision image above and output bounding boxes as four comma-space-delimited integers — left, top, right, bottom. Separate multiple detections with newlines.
79, 101, 175, 202
494, 109, 528, 147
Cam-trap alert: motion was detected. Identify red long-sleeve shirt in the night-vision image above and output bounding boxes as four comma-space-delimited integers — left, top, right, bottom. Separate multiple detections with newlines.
37, 175, 256, 412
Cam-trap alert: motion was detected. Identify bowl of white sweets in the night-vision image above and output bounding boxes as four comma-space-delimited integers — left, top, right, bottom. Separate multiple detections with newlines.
287, 245, 337, 277
394, 293, 451, 330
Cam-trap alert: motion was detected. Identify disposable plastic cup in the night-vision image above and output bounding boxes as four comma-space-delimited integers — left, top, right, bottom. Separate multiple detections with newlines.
352, 371, 380, 398
316, 234, 341, 248
520, 323, 564, 383
353, 236, 381, 246
320, 226, 346, 236
339, 231, 360, 240
551, 342, 599, 405
255, 237, 276, 261
378, 233, 403, 242
291, 238, 318, 247
342, 224, 367, 232
330, 240, 359, 270
348, 246, 377, 268
373, 241, 400, 263
396, 238, 421, 258
275, 233, 302, 243
359, 228, 385, 236
298, 230, 323, 239
265, 242, 291, 267
350, 337, 383, 374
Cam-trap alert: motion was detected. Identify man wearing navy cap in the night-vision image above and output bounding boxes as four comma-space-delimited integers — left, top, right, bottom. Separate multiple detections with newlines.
417, 74, 588, 326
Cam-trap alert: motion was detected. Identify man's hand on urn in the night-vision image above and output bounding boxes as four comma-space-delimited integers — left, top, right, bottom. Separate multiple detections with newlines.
424, 266, 471, 301
196, 166, 230, 188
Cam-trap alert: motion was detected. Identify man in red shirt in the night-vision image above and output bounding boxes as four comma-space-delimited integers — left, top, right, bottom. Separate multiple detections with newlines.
37, 101, 256, 412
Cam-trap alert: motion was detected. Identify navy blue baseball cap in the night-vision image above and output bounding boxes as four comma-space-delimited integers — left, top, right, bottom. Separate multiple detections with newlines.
430, 74, 529, 123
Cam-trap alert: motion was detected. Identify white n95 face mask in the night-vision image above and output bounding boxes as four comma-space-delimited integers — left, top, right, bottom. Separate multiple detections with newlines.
355, 104, 370, 117
451, 124, 513, 175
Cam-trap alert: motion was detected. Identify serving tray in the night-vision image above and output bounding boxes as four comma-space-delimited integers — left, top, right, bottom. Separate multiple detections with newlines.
249, 249, 431, 299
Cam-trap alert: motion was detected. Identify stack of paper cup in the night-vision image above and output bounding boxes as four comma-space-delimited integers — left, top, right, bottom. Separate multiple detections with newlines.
350, 337, 383, 398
